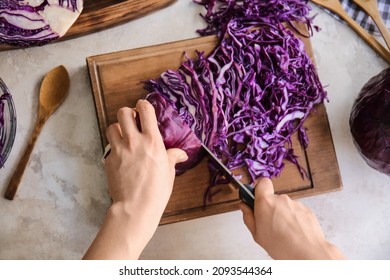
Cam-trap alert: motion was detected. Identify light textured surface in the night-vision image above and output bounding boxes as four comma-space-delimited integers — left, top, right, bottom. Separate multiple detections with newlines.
0, 1, 388, 260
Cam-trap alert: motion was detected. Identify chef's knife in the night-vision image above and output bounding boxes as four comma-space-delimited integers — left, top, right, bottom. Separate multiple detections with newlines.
201, 143, 255, 210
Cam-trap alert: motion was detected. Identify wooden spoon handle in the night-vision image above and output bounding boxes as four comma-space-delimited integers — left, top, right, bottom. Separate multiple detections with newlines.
373, 13, 390, 50
4, 119, 44, 200
353, 0, 390, 49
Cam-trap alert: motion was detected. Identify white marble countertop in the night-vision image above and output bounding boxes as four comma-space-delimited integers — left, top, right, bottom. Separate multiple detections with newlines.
0, 1, 389, 260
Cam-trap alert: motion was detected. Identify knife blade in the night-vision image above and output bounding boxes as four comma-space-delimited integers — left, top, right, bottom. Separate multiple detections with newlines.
201, 143, 255, 210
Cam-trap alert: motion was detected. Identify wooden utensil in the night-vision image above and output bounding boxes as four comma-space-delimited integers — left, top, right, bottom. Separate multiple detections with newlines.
311, 0, 390, 63
352, 0, 390, 49
4, 65, 70, 200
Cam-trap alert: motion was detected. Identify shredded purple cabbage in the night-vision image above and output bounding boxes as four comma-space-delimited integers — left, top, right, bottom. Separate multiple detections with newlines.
146, 0, 326, 189
194, 0, 316, 37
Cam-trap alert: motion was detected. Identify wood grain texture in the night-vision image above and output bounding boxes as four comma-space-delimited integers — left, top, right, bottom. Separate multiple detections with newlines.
0, 0, 176, 51
87, 27, 342, 225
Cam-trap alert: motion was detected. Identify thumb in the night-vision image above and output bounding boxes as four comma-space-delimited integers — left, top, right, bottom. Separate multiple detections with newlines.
254, 178, 274, 200
166, 148, 188, 166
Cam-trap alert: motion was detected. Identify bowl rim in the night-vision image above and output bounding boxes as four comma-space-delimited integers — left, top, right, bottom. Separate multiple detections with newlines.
0, 77, 17, 168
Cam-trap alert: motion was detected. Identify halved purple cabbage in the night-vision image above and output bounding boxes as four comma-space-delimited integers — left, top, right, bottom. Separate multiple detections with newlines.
0, 0, 83, 47
146, 0, 326, 183
350, 67, 390, 176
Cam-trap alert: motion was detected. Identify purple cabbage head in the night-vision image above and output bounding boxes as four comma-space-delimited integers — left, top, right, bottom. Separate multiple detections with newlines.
0, 0, 83, 47
350, 67, 390, 176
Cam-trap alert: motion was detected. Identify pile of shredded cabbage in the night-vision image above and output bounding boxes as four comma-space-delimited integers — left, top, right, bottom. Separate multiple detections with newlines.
146, 0, 327, 191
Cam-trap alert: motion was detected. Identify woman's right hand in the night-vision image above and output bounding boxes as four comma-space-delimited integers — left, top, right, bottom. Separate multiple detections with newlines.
240, 178, 345, 260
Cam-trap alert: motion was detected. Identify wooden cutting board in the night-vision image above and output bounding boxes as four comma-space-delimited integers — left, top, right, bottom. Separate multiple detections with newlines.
87, 26, 342, 225
0, 0, 176, 51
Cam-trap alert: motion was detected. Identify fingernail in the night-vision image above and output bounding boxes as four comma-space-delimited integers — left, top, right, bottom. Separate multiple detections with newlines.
178, 152, 188, 162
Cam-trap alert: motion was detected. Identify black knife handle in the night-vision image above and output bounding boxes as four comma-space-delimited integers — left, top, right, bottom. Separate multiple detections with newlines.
239, 184, 255, 210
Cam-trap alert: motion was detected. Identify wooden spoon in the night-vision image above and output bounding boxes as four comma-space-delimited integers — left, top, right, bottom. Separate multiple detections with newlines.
4, 65, 70, 200
353, 0, 390, 50
311, 0, 390, 63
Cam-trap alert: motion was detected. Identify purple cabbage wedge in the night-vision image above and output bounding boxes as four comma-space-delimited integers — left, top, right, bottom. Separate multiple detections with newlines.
146, 0, 327, 185
145, 93, 204, 174
350, 68, 390, 176
0, 0, 83, 47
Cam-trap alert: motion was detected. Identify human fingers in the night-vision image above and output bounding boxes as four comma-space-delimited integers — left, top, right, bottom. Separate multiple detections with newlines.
166, 148, 188, 167
117, 107, 139, 142
239, 202, 256, 235
106, 123, 122, 145
254, 178, 274, 200
135, 100, 159, 135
